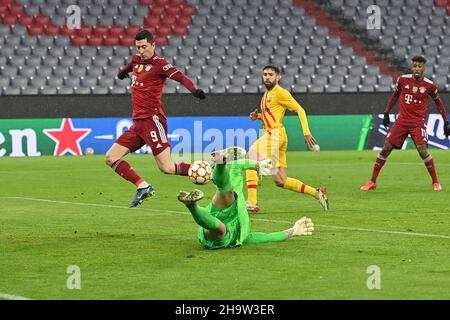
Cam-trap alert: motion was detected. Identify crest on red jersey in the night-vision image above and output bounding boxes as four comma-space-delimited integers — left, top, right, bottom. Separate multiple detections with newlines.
145, 65, 152, 72
412, 86, 418, 93
419, 87, 426, 93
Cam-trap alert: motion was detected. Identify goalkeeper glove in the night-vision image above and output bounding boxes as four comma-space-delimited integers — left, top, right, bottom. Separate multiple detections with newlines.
192, 89, 206, 100
256, 159, 272, 176
444, 121, 450, 137
117, 70, 129, 80
383, 113, 390, 129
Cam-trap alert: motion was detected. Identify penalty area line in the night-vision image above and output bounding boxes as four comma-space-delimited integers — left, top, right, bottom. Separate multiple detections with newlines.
0, 293, 32, 300
2, 197, 450, 240
0, 196, 182, 216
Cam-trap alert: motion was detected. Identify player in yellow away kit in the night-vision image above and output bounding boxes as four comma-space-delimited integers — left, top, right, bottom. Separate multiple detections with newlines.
245, 65, 329, 213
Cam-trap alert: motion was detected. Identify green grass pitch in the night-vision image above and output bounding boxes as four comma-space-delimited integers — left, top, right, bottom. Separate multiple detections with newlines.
1, 150, 449, 300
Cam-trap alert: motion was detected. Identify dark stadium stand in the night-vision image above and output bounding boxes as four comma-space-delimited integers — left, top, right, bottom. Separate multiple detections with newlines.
0, 0, 449, 95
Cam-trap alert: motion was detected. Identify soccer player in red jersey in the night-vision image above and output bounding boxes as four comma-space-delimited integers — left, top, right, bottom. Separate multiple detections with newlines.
105, 30, 206, 207
361, 55, 450, 191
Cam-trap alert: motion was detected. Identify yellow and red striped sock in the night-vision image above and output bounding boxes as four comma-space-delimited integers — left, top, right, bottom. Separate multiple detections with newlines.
246, 170, 259, 204
283, 177, 316, 197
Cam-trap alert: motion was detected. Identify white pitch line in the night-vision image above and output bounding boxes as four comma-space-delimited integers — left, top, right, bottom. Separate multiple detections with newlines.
0, 293, 32, 300
251, 218, 450, 240
2, 197, 450, 240
1, 197, 182, 215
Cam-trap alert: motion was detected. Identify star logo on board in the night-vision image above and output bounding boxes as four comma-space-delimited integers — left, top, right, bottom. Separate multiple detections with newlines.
43, 118, 91, 156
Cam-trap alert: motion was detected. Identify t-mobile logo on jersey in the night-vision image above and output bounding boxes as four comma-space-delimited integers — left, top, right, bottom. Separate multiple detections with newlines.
405, 94, 413, 104
131, 75, 144, 87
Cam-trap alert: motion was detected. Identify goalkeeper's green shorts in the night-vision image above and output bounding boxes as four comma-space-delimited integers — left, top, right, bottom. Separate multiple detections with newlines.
197, 200, 243, 250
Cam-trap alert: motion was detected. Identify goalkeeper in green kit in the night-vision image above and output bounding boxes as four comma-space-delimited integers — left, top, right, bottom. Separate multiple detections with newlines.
177, 147, 315, 250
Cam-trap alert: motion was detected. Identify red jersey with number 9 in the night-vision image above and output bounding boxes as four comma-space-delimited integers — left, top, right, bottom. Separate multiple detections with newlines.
121, 52, 180, 119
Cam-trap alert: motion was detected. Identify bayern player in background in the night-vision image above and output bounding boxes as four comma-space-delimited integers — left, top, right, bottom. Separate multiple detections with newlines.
361, 55, 450, 191
105, 30, 206, 207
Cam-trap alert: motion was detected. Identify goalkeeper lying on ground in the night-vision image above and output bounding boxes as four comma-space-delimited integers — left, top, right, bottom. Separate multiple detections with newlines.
177, 147, 314, 250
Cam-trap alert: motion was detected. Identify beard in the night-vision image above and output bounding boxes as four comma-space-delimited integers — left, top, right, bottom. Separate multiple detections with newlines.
264, 81, 276, 89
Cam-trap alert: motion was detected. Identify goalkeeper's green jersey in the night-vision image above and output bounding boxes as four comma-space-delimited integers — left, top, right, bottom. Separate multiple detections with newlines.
197, 160, 256, 249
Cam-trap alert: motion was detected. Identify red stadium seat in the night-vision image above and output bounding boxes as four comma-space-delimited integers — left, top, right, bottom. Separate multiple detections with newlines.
34, 15, 50, 25
169, 0, 184, 5
165, 6, 180, 16
153, 0, 166, 5
119, 36, 134, 46
446, 5, 450, 15
109, 25, 124, 36
27, 24, 43, 35
44, 24, 60, 36
171, 25, 186, 36
142, 24, 156, 33
434, 0, 447, 6
103, 37, 120, 46
180, 5, 195, 16
150, 5, 165, 16
87, 35, 103, 46
155, 35, 167, 46
60, 25, 77, 36
177, 15, 191, 26
93, 25, 109, 36
155, 25, 171, 37
8, 3, 23, 14
1, 14, 17, 24
126, 25, 141, 36
0, 3, 7, 14
76, 25, 92, 36
18, 14, 33, 25
161, 15, 177, 26
71, 36, 87, 46
145, 15, 160, 26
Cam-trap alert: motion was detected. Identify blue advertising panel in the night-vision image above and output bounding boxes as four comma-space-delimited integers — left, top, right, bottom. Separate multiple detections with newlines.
73, 116, 261, 155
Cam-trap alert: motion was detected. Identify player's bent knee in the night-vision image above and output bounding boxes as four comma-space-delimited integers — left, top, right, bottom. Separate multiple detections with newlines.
104, 154, 116, 167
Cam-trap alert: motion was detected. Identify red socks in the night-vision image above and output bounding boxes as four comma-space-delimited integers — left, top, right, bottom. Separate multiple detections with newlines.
175, 162, 191, 176
111, 160, 144, 186
371, 154, 387, 183
423, 155, 439, 184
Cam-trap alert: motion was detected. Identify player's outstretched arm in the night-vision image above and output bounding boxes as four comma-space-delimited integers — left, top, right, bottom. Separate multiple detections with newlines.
170, 71, 206, 99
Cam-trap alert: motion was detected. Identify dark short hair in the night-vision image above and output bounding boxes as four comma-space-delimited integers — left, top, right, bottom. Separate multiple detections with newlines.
263, 65, 280, 74
135, 29, 154, 43
411, 55, 427, 64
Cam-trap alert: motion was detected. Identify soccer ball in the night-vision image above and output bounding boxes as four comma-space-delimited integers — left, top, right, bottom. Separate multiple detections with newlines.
188, 160, 212, 185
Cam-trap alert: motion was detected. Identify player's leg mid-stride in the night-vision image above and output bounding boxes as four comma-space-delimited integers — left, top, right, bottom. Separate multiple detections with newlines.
129, 185, 156, 208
